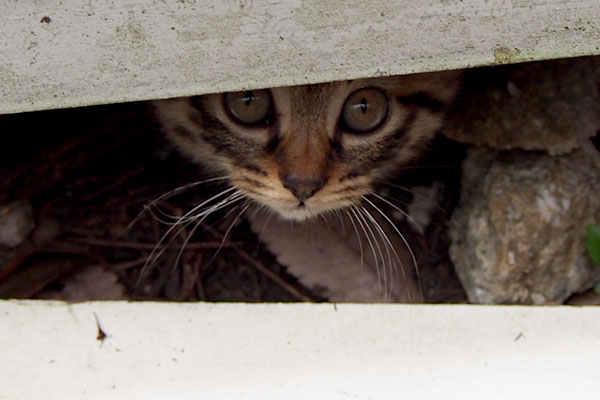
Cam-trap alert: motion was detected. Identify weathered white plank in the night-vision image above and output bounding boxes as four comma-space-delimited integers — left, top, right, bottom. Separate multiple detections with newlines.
1, 0, 599, 114
1, 300, 599, 399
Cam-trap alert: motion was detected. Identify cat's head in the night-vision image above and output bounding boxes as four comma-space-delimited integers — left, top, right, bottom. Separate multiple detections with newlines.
154, 71, 460, 221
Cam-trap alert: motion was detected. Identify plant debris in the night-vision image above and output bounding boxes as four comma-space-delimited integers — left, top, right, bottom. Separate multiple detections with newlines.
0, 102, 465, 303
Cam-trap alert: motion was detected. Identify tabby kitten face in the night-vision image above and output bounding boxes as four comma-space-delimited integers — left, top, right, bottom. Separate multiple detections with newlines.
154, 71, 460, 221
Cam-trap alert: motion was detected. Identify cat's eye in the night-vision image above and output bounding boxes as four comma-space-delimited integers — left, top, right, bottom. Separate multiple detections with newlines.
341, 88, 389, 133
224, 89, 273, 126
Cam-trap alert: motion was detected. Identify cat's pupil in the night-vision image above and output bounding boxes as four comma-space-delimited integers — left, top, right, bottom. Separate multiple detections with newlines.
341, 88, 388, 133
223, 89, 272, 126
360, 97, 368, 114
243, 91, 253, 106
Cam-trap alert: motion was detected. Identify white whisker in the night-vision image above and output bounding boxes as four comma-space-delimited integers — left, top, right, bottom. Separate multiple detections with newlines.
345, 207, 365, 280
362, 196, 422, 299
349, 205, 382, 293
145, 186, 240, 226
136, 189, 245, 290
128, 176, 229, 229
319, 213, 331, 229
171, 203, 244, 273
334, 209, 346, 232
143, 205, 184, 226
253, 205, 276, 252
202, 202, 251, 268
355, 206, 390, 300
358, 205, 404, 302
173, 187, 241, 225
370, 192, 423, 235
135, 216, 198, 292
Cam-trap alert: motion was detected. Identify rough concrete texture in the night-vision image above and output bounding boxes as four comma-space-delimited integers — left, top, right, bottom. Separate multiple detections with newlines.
449, 147, 600, 304
2, 1, 600, 114
445, 56, 600, 155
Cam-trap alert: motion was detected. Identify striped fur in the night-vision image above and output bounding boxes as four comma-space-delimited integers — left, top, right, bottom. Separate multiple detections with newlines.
153, 71, 461, 221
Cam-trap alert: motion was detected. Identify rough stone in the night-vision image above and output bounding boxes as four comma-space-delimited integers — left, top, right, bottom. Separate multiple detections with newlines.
444, 56, 600, 155
449, 147, 600, 304
0, 201, 35, 249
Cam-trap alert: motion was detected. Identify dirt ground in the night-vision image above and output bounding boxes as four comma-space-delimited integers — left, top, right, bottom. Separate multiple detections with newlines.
0, 100, 467, 303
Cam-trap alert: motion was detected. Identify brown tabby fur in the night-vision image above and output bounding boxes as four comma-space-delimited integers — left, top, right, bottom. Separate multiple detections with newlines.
153, 71, 461, 221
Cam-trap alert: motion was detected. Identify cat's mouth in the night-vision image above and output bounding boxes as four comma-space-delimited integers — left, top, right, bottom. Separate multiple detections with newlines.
275, 203, 322, 221
235, 174, 363, 221
243, 191, 326, 221
262, 196, 352, 222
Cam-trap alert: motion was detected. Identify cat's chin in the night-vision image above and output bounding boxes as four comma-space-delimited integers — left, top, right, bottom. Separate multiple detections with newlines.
264, 203, 331, 222
271, 206, 320, 222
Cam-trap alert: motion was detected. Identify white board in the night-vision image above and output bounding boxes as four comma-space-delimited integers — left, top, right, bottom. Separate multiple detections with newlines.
1, 0, 600, 114
1, 300, 600, 399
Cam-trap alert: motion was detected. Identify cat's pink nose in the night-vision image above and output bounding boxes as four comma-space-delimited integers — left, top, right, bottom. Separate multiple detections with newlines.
282, 175, 325, 204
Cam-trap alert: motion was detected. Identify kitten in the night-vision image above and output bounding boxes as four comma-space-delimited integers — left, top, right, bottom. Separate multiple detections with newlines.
153, 71, 462, 222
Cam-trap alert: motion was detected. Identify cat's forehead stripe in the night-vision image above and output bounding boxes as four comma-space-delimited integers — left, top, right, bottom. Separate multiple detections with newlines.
154, 71, 461, 221
396, 92, 446, 112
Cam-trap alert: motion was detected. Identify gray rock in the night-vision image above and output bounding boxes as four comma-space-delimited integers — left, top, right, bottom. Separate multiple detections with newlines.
444, 56, 600, 155
449, 147, 600, 304
0, 201, 35, 249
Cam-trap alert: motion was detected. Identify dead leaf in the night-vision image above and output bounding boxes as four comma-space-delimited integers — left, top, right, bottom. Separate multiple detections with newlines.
37, 265, 127, 301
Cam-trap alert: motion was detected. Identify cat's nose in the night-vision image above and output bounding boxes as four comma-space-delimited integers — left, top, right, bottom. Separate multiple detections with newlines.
282, 175, 325, 203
